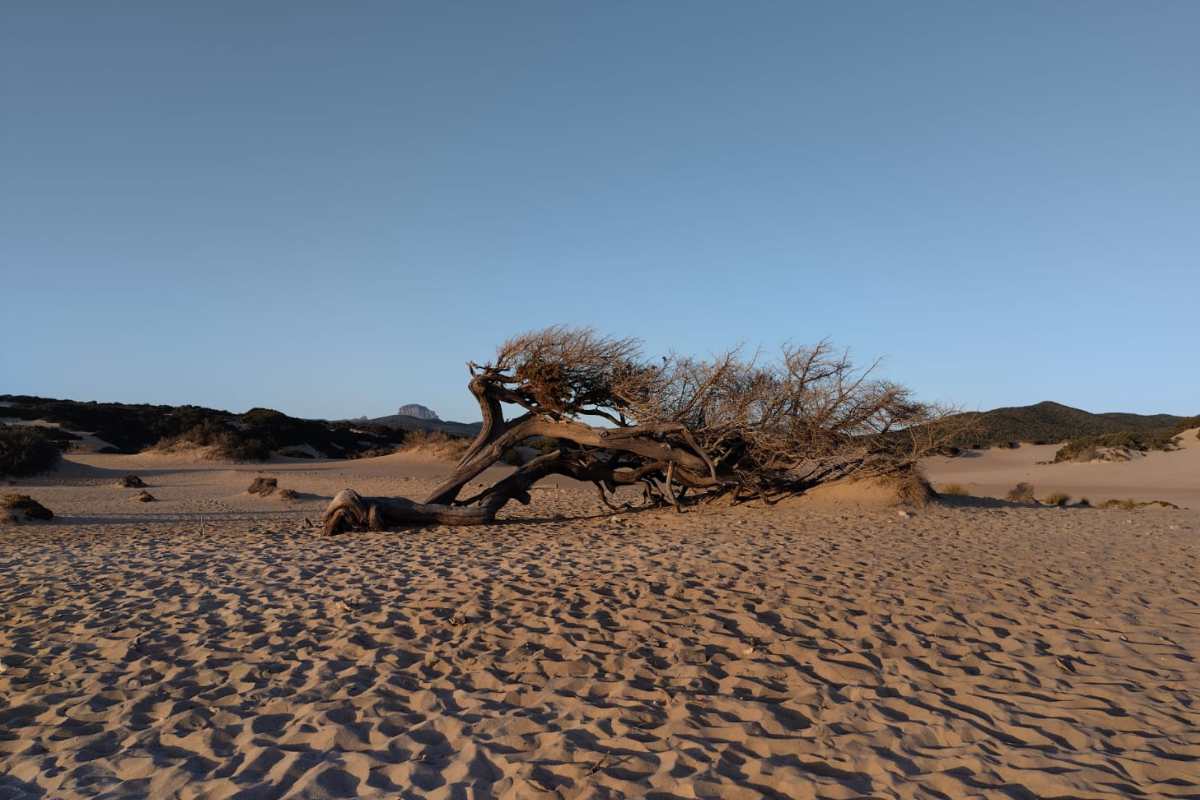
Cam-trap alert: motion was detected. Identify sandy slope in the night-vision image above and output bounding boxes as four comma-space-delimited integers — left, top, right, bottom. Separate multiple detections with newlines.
923, 428, 1200, 509
2, 452, 1198, 798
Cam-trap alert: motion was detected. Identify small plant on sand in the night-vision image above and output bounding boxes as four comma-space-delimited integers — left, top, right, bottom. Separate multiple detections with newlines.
134, 490, 156, 502
247, 477, 278, 496
1053, 430, 1181, 463
1006, 482, 1035, 503
1101, 498, 1181, 511
278, 488, 300, 500
0, 426, 63, 477
118, 474, 147, 488
885, 471, 938, 508
1076, 497, 1091, 508
1, 493, 54, 522
938, 484, 969, 497
1043, 492, 1071, 507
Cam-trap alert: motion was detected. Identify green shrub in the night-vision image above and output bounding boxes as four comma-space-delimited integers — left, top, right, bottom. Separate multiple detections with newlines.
1054, 430, 1180, 463
1006, 482, 1035, 503
0, 426, 63, 477
157, 419, 271, 461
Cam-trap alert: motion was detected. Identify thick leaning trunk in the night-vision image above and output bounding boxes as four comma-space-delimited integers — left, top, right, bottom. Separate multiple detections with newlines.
423, 416, 715, 506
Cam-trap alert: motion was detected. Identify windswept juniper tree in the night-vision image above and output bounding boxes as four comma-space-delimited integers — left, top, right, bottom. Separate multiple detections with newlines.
323, 327, 956, 534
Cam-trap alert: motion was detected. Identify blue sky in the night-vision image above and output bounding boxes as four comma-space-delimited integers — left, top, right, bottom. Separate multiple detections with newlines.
3, 2, 1197, 421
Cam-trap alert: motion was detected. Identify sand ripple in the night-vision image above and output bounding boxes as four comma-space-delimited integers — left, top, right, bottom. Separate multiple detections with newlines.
2, 497, 1198, 798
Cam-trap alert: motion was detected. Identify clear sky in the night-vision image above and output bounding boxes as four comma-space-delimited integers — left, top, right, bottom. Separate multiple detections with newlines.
3, 2, 1197, 422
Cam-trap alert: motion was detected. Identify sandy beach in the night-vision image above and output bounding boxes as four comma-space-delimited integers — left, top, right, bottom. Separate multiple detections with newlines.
2, 449, 1198, 799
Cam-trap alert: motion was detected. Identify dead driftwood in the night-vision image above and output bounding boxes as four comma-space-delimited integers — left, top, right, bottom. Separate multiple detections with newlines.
323, 328, 959, 535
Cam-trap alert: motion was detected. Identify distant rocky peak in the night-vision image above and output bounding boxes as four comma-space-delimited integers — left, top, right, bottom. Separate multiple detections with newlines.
398, 403, 440, 421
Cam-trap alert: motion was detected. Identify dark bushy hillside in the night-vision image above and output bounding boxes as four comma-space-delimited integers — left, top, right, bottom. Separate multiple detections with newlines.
1, 395, 221, 453
1, 395, 417, 461
944, 401, 1198, 449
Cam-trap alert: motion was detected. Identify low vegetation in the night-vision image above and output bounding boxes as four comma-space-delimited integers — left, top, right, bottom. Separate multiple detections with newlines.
1, 494, 53, 522
0, 425, 63, 477
1053, 430, 1181, 463
156, 410, 420, 461
157, 418, 272, 461
890, 471, 939, 507
1043, 492, 1072, 507
939, 401, 1198, 450
1100, 498, 1180, 510
394, 429, 472, 461
1006, 482, 1036, 503
938, 484, 969, 496
247, 477, 278, 496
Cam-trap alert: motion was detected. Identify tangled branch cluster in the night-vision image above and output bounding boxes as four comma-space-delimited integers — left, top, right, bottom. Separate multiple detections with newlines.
323, 327, 958, 533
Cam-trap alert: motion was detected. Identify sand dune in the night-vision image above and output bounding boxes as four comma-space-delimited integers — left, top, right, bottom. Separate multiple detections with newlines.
923, 428, 1200, 508
2, 452, 1198, 798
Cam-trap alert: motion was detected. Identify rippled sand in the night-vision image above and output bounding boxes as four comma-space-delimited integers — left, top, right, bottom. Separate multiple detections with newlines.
1, 453, 1198, 798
